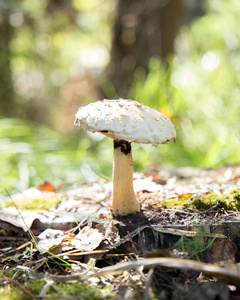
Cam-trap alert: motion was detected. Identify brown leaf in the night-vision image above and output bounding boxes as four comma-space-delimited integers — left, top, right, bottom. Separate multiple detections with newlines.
145, 173, 167, 185
147, 249, 172, 258
37, 181, 55, 192
148, 198, 162, 210
176, 193, 194, 198
72, 226, 104, 251
37, 229, 74, 253
96, 220, 120, 243
227, 175, 240, 183
212, 237, 237, 263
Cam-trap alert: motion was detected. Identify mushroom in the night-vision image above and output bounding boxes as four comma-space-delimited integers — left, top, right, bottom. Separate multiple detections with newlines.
74, 99, 176, 216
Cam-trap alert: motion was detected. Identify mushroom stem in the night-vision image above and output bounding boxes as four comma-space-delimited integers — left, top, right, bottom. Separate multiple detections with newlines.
112, 140, 140, 216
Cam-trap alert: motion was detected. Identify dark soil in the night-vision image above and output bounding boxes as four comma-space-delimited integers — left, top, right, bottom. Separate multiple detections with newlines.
94, 207, 240, 237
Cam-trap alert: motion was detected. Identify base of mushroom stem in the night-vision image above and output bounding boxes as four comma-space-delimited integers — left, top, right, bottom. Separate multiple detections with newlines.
112, 209, 142, 218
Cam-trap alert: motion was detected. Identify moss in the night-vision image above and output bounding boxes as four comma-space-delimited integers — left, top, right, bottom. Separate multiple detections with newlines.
162, 188, 240, 211
3, 196, 63, 211
0, 273, 112, 300
59, 281, 112, 299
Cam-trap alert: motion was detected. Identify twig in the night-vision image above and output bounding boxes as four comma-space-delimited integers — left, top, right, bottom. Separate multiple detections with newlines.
0, 241, 33, 258
91, 257, 240, 283
3, 276, 37, 298
35, 249, 109, 264
3, 188, 38, 247
144, 268, 154, 300
198, 205, 219, 214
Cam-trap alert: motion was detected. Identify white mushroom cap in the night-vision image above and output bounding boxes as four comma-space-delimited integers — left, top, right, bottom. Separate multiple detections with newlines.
74, 99, 176, 146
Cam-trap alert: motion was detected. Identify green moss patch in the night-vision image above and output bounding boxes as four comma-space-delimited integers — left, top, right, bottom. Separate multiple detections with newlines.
0, 270, 112, 300
3, 196, 63, 211
162, 188, 240, 211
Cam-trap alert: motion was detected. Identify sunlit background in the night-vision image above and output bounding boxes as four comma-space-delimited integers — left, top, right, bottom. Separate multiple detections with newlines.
1, 0, 240, 193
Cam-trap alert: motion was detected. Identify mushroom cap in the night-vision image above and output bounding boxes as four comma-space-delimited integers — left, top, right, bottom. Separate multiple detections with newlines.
74, 99, 176, 146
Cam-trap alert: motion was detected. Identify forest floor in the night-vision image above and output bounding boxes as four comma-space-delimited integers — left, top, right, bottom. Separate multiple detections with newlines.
1, 165, 240, 299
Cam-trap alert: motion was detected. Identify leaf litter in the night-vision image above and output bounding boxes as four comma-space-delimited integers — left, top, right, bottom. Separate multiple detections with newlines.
1, 166, 240, 298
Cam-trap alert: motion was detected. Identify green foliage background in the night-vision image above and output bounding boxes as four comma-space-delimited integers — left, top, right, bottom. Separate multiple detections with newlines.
1, 0, 240, 194
130, 0, 240, 168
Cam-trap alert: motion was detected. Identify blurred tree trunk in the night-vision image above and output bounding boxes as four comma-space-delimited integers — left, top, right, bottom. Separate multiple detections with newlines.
105, 0, 184, 98
0, 10, 16, 116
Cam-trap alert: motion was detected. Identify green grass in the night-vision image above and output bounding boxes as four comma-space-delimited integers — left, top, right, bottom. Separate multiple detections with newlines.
0, 118, 113, 194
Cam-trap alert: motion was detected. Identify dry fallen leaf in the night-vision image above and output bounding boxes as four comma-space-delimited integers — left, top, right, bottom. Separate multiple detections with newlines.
37, 229, 74, 254
37, 181, 55, 192
212, 237, 237, 263
226, 175, 240, 183
147, 249, 173, 258
37, 226, 105, 254
176, 193, 194, 198
72, 226, 104, 252
144, 173, 167, 185
95, 220, 120, 243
